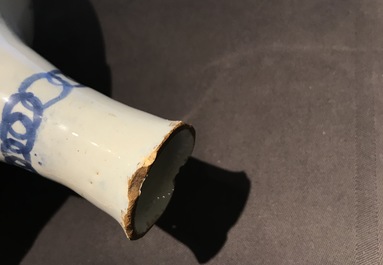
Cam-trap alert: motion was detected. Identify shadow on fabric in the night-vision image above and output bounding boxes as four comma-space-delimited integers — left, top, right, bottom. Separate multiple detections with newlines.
0, 165, 75, 265
157, 158, 251, 263
32, 0, 111, 95
0, 0, 110, 264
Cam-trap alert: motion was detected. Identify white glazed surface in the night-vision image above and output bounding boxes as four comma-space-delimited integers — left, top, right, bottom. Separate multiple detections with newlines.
0, 3, 194, 238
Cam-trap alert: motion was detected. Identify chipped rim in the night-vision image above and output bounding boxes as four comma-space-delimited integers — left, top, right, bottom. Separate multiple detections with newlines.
122, 121, 195, 239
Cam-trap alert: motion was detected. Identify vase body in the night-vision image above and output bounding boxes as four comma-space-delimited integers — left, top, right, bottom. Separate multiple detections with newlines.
0, 0, 195, 239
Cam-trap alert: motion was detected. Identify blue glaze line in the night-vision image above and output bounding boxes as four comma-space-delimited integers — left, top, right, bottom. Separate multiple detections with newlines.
0, 70, 84, 172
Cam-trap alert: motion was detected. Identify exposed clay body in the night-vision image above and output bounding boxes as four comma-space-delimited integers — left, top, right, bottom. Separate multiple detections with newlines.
125, 154, 154, 239
124, 123, 195, 239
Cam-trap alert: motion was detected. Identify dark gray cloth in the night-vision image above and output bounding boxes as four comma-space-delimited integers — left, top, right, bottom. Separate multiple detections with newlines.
2, 0, 383, 264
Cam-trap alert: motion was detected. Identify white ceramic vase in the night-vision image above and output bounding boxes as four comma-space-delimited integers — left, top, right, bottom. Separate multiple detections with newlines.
0, 0, 195, 239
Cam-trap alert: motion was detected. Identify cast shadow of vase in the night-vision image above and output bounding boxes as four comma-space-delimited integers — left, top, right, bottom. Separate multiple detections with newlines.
0, 0, 110, 264
32, 0, 111, 95
157, 158, 251, 263
0, 165, 75, 265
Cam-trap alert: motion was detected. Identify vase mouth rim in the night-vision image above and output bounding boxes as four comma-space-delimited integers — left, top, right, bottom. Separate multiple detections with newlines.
123, 121, 195, 240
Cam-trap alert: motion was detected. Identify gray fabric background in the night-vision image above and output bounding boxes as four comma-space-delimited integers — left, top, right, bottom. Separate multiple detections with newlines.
1, 0, 383, 264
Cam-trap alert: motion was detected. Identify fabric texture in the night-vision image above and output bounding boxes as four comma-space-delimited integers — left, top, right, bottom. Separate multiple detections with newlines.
2, 0, 383, 264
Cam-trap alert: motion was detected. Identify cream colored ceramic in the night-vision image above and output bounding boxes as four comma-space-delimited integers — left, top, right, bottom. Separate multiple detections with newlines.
0, 0, 195, 239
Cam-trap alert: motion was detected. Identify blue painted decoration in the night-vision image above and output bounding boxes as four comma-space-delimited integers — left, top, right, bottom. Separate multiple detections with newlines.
0, 70, 83, 172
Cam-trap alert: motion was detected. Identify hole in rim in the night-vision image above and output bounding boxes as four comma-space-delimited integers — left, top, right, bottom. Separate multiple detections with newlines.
133, 126, 195, 236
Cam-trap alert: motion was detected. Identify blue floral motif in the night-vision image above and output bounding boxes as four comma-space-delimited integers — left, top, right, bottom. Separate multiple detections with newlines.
0, 70, 84, 172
